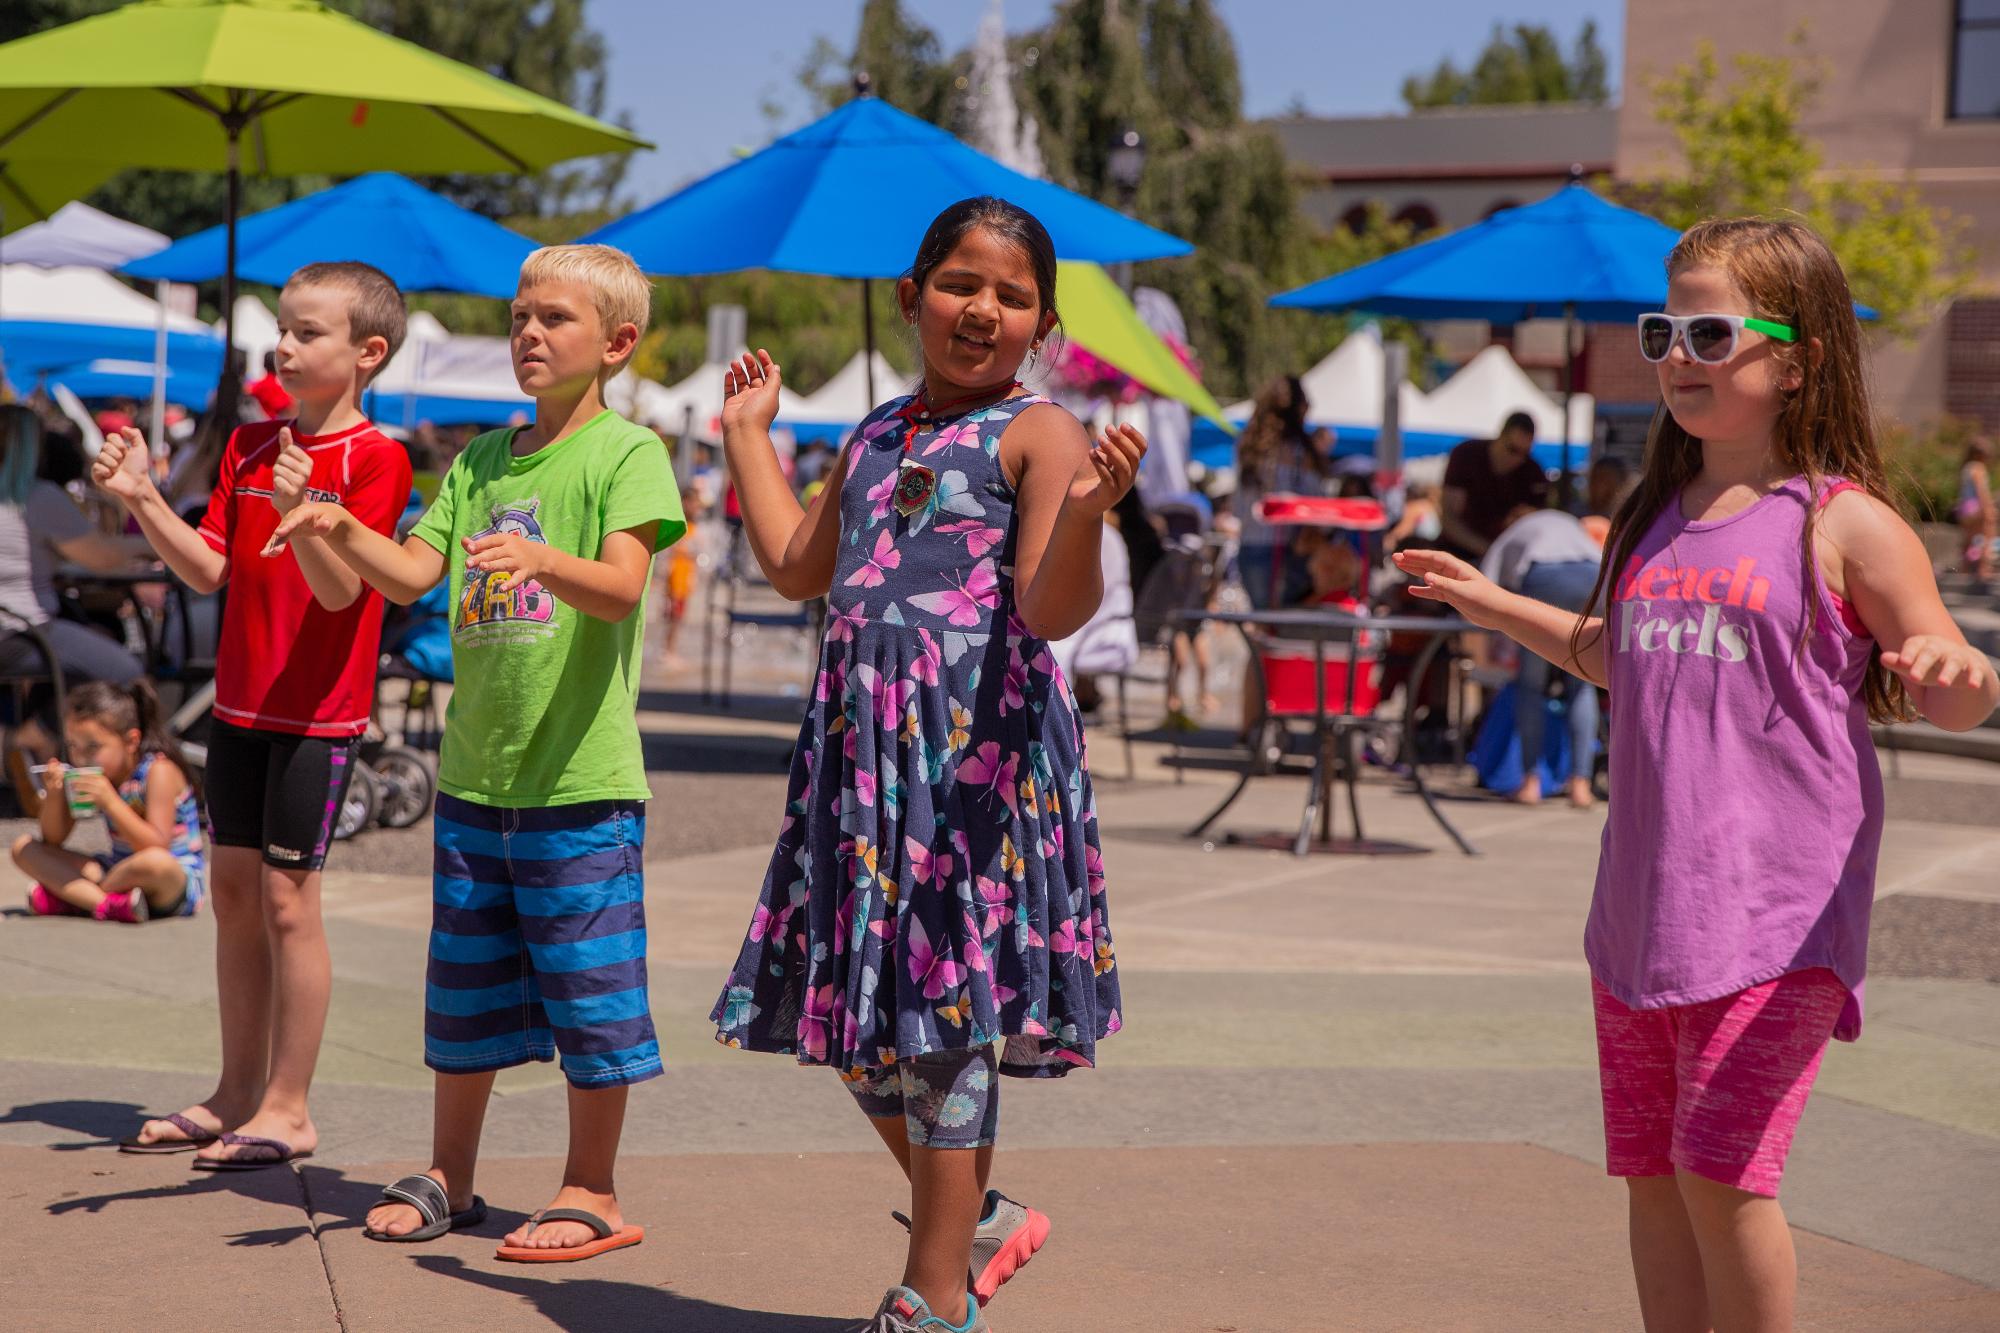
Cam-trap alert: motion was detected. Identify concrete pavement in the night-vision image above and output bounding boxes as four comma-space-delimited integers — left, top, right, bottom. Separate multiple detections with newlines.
1, 693, 1996, 1330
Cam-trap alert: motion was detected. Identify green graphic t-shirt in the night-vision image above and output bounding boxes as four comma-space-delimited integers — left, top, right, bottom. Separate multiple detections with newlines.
411, 409, 685, 806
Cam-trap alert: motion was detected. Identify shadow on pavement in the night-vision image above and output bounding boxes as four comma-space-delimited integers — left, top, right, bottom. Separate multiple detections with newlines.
0, 1098, 152, 1150
412, 1254, 853, 1332
45, 1158, 314, 1237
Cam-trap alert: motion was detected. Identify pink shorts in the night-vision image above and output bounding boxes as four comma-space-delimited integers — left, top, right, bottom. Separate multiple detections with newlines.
1591, 968, 1847, 1197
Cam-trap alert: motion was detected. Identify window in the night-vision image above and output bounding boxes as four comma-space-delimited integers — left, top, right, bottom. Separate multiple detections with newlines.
1339, 203, 1377, 235
1952, 0, 2000, 119
1483, 198, 1522, 219
1393, 202, 1439, 233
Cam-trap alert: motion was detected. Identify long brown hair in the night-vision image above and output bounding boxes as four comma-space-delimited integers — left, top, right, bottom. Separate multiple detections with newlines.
1571, 216, 1910, 722
1236, 374, 1325, 486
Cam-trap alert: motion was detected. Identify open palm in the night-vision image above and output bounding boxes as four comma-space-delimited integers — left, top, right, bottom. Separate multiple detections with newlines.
721, 349, 783, 434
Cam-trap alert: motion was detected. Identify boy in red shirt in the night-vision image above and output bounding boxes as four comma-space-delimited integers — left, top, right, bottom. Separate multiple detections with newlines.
94, 261, 413, 1169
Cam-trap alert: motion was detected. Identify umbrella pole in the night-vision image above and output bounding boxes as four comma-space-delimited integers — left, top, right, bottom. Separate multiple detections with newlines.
150, 282, 169, 458
223, 121, 239, 391
1558, 300, 1576, 509
861, 278, 878, 406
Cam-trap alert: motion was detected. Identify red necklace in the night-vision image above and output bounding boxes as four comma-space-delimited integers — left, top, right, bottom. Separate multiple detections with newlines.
889, 380, 1020, 518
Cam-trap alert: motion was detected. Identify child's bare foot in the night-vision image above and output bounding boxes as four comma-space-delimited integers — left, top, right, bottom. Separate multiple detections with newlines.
193, 1107, 317, 1166
365, 1167, 477, 1238
504, 1185, 623, 1251
130, 1099, 238, 1148
1511, 774, 1542, 806
1566, 776, 1595, 810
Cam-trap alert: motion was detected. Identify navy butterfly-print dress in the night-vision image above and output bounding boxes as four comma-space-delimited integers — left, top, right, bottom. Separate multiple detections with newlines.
710, 393, 1122, 1078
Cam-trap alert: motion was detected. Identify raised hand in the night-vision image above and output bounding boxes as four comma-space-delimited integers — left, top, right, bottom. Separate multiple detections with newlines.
1391, 548, 1514, 629
1067, 422, 1147, 517
269, 427, 313, 516
93, 427, 156, 504
463, 531, 550, 594
262, 501, 350, 557
721, 349, 783, 435
1881, 634, 1992, 695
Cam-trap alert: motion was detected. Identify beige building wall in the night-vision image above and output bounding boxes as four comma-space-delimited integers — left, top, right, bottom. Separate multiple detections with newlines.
1617, 0, 2000, 428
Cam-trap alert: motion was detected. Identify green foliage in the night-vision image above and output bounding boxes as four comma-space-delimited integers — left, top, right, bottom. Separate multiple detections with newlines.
1635, 36, 1978, 336
630, 272, 913, 397
1008, 0, 1400, 401
0, 0, 628, 247
799, 0, 956, 123
1881, 414, 1984, 523
1401, 21, 1610, 109
331, 0, 632, 219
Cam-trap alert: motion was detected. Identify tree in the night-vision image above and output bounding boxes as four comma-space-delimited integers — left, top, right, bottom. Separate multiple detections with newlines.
0, 0, 629, 242
1633, 35, 1976, 335
1401, 21, 1610, 109
1012, 0, 1379, 400
799, 0, 955, 123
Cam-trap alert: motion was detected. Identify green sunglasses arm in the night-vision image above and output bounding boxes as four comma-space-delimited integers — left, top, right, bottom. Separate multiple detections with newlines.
1744, 316, 1796, 343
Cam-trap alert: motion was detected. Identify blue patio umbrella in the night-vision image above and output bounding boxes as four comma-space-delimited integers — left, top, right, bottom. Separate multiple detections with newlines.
126, 172, 537, 299
581, 95, 1192, 402
1273, 183, 1683, 324
0, 318, 223, 381
1271, 183, 1685, 492
43, 357, 217, 410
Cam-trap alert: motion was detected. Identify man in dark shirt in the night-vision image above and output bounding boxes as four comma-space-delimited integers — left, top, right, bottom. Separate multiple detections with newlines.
1440, 411, 1549, 557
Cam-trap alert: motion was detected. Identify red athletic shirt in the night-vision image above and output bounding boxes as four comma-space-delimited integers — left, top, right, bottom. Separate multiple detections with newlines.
198, 418, 412, 737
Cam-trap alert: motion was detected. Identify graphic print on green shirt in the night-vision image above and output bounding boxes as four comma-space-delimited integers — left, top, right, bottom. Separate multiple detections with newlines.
456, 497, 561, 647
411, 409, 686, 807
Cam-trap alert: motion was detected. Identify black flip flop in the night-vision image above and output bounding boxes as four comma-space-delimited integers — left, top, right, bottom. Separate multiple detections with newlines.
190, 1132, 314, 1172
363, 1174, 488, 1243
119, 1113, 220, 1155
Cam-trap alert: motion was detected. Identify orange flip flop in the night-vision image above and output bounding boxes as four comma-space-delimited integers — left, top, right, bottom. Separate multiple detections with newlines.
494, 1208, 643, 1263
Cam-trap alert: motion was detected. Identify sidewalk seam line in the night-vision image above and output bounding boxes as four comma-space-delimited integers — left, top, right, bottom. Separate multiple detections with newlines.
293, 1165, 349, 1332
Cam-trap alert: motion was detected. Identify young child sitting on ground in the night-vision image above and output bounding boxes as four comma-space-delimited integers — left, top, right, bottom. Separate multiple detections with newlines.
13, 680, 204, 923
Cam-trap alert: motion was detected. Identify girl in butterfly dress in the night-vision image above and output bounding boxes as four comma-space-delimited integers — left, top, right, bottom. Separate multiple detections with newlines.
711, 197, 1145, 1333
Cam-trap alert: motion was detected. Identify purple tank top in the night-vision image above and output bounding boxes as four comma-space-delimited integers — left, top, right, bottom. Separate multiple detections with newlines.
1588, 475, 1880, 1040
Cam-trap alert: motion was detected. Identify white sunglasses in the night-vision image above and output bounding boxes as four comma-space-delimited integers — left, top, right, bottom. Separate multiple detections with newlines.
1637, 312, 1797, 365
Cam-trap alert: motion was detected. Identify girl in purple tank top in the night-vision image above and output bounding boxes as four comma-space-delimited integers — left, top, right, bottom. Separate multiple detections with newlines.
1395, 218, 1996, 1331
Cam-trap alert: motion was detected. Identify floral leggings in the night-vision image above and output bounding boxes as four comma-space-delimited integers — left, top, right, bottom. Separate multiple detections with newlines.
840, 1044, 1000, 1149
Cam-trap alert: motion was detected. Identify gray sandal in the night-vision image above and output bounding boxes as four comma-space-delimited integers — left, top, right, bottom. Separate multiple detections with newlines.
362, 1174, 487, 1242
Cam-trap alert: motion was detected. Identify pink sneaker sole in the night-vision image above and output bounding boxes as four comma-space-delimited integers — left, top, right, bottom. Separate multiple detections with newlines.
971, 1206, 1050, 1303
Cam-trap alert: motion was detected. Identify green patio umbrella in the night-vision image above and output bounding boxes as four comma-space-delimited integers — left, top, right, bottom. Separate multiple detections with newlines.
0, 161, 120, 234
0, 0, 647, 367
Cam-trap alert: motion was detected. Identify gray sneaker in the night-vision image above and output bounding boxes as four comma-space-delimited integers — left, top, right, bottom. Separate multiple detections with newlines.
855, 1286, 989, 1332
893, 1189, 1050, 1303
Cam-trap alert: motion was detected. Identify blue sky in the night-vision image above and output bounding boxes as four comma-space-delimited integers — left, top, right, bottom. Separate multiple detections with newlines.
594, 1, 1626, 205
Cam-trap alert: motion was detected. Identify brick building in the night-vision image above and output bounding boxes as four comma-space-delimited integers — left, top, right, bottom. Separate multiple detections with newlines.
1264, 0, 2000, 451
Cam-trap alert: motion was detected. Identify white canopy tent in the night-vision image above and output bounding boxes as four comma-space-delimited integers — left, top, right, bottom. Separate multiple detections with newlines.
1407, 343, 1594, 449
0, 206, 185, 448
609, 355, 811, 442
218, 293, 280, 372
777, 349, 906, 438
366, 311, 530, 428
0, 201, 167, 270
1219, 325, 1593, 462
1223, 324, 1427, 430
0, 262, 207, 332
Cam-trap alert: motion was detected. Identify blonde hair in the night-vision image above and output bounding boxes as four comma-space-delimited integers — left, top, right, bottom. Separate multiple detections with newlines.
517, 244, 652, 378
284, 261, 406, 382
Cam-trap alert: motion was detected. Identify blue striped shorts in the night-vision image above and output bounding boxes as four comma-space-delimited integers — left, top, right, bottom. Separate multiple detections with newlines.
424, 794, 663, 1089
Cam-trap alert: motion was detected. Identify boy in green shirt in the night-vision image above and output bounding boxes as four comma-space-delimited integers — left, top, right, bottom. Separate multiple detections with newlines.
270, 244, 683, 1262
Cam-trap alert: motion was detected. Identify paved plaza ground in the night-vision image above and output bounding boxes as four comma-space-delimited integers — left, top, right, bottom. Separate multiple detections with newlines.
1, 673, 1996, 1330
